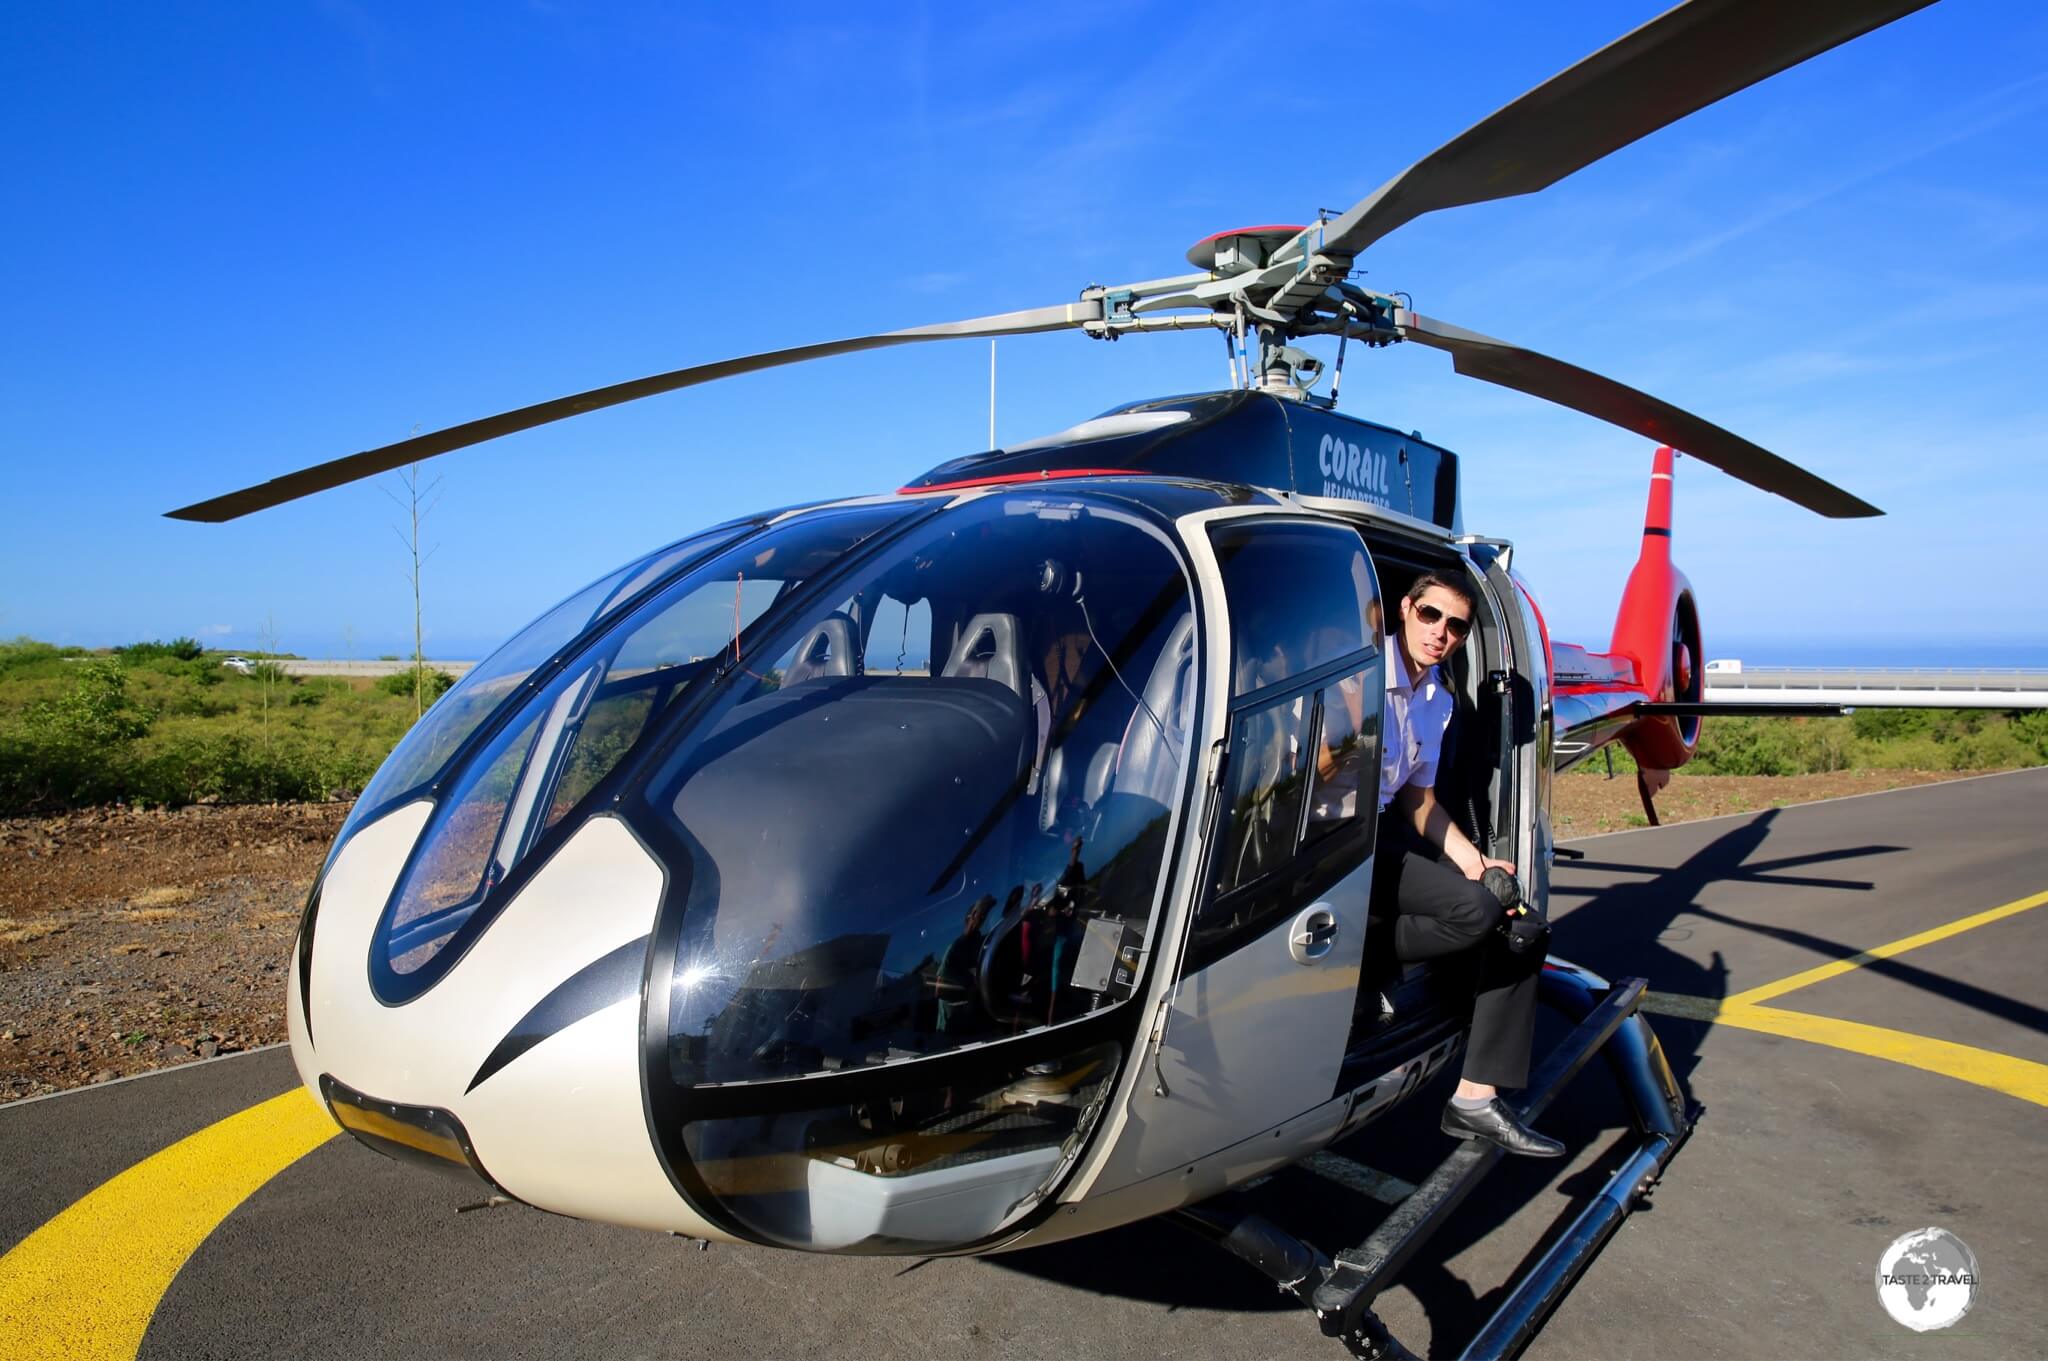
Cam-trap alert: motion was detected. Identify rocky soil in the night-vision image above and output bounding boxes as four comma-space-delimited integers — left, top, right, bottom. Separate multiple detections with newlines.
0, 803, 344, 1102
0, 769, 1994, 1101
1548, 767, 1976, 840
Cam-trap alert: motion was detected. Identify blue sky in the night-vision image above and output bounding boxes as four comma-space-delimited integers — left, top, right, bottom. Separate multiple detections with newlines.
4, 1, 2046, 665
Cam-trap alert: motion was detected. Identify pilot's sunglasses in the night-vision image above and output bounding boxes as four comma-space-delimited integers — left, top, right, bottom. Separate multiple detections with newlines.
1413, 602, 1472, 639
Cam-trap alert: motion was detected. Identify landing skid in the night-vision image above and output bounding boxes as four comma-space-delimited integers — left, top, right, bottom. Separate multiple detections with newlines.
1170, 970, 1695, 1359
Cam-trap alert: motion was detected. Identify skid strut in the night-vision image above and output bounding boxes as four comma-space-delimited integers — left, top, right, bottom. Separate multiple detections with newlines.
1169, 972, 1693, 1360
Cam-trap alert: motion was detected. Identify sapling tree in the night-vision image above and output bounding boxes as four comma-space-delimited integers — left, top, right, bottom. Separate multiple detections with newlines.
385, 461, 443, 721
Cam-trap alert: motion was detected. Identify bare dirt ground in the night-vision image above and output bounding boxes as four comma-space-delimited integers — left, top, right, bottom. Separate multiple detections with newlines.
0, 804, 344, 1102
0, 769, 1998, 1101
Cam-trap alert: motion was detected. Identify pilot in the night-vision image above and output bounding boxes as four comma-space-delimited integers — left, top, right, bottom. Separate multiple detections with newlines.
1028, 624, 1091, 797
1376, 571, 1563, 1158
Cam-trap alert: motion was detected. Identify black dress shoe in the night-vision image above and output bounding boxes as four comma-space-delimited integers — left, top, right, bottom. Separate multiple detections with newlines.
1440, 1097, 1565, 1157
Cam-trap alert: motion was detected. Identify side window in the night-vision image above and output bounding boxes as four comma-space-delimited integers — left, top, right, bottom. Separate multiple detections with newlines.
1193, 521, 1381, 964
1305, 666, 1375, 846
1213, 522, 1380, 697
1212, 694, 1311, 897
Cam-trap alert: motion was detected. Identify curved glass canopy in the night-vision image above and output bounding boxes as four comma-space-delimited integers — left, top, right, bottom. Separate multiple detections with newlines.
334, 485, 1204, 1251
641, 491, 1200, 1249
367, 503, 919, 1001
337, 521, 751, 850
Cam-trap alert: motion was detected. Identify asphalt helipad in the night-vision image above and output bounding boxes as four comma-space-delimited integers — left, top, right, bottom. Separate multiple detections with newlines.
4, 768, 2044, 1360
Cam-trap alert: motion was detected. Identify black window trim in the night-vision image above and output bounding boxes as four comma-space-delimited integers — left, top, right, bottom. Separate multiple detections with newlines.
1187, 643, 1382, 972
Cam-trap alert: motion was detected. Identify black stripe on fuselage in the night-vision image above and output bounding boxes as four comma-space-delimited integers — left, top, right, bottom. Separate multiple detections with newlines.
466, 935, 649, 1093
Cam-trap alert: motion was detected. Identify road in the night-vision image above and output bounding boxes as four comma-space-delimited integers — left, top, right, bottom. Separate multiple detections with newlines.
279, 659, 477, 679
4, 768, 2044, 1359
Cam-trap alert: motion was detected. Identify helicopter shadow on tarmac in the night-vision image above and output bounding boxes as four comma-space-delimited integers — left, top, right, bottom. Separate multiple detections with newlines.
986, 808, 1930, 1351
1552, 806, 2048, 1057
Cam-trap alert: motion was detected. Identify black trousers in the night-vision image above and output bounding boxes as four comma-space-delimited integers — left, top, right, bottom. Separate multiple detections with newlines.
1370, 809, 1541, 1088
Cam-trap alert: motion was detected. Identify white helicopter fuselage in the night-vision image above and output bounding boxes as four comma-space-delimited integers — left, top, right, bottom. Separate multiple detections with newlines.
290, 394, 1568, 1256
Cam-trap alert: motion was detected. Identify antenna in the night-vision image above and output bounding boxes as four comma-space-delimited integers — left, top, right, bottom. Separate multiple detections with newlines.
988, 340, 997, 448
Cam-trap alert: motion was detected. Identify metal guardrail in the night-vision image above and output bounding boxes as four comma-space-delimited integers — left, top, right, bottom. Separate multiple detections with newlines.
1706, 667, 2048, 693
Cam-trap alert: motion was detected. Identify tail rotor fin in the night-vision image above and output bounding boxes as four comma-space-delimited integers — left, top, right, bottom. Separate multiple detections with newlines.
1613, 447, 1699, 796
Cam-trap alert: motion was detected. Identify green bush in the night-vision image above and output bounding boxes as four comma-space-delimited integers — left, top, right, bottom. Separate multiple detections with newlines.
27, 660, 153, 745
376, 667, 455, 702
2014, 710, 2048, 760
117, 637, 205, 662
0, 637, 84, 673
1852, 707, 1932, 742
164, 687, 239, 718
0, 726, 119, 809
0, 636, 432, 812
288, 678, 349, 707
1569, 708, 2043, 778
1565, 744, 1638, 776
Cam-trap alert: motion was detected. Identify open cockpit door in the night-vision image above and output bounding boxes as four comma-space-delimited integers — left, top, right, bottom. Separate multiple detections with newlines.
1119, 518, 1386, 1179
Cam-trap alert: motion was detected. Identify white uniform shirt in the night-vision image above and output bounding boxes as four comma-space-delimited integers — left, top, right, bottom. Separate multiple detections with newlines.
1378, 632, 1453, 812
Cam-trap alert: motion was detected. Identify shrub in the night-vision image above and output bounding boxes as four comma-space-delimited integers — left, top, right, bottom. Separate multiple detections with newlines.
376, 667, 455, 702
0, 637, 80, 673
2014, 710, 2048, 761
0, 726, 123, 809
1852, 707, 1933, 742
118, 637, 205, 662
28, 660, 152, 745
1565, 744, 1638, 776
1688, 717, 1799, 775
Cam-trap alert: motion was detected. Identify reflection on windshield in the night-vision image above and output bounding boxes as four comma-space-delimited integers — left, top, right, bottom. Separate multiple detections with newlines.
367, 504, 918, 1001
650, 494, 1198, 1087
337, 525, 745, 851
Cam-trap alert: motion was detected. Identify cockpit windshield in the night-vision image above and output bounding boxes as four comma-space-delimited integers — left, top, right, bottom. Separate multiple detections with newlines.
646, 493, 1199, 1089
366, 502, 920, 1002
338, 522, 748, 847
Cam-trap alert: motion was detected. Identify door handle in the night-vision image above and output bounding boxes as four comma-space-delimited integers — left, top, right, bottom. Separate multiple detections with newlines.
1288, 905, 1338, 964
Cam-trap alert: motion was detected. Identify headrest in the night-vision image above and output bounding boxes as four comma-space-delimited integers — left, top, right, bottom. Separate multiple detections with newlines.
782, 613, 859, 685
1110, 612, 1197, 806
940, 612, 1025, 698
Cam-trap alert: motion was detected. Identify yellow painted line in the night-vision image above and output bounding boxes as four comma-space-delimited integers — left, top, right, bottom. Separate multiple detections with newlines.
1642, 994, 2048, 1109
0, 1088, 338, 1361
1726, 888, 2048, 1007
1640, 992, 1728, 1022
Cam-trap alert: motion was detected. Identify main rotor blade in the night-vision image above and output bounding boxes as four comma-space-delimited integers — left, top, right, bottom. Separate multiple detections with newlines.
1394, 310, 1881, 518
166, 300, 1101, 522
1318, 0, 1936, 260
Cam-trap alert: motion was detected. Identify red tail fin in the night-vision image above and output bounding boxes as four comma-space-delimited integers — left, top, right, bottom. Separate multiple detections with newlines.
1612, 447, 1701, 770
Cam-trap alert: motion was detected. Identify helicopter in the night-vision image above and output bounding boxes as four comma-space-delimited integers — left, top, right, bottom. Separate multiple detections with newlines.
165, 1, 1941, 1356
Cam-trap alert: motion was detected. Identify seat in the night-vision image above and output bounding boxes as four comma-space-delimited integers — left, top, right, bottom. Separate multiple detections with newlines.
1037, 739, 1121, 834
1108, 613, 1197, 808
940, 612, 1026, 699
781, 612, 859, 685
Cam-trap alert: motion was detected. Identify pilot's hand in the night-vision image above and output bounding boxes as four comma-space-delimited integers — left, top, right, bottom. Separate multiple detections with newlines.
1464, 855, 1517, 881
